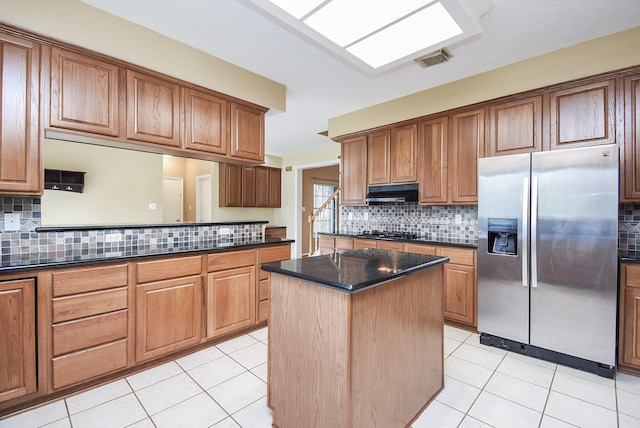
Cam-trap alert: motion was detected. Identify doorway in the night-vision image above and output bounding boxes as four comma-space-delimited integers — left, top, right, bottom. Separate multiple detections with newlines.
300, 165, 340, 256
196, 174, 212, 222
163, 177, 183, 223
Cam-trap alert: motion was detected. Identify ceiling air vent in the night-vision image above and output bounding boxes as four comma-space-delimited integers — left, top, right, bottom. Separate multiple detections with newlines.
414, 48, 452, 68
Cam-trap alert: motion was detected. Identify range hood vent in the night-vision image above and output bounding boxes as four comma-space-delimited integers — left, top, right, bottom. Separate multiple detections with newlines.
365, 183, 419, 204
414, 48, 452, 68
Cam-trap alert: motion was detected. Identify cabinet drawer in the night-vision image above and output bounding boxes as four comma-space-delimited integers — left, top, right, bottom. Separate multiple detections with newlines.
404, 243, 437, 255
259, 278, 270, 301
52, 264, 128, 297
136, 255, 202, 284
208, 249, 255, 272
52, 339, 128, 390
260, 245, 291, 263
258, 300, 269, 322
53, 287, 127, 323
53, 310, 128, 357
623, 264, 640, 288
436, 247, 475, 266
376, 240, 404, 251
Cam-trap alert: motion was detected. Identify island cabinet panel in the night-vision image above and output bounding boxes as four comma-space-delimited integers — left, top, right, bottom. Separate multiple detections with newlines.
0, 278, 36, 403
48, 47, 120, 136
340, 135, 368, 205
418, 116, 448, 204
486, 95, 542, 156
126, 70, 181, 148
619, 263, 640, 373
0, 32, 41, 195
257, 244, 291, 322
206, 266, 256, 338
622, 74, 640, 201
549, 79, 616, 150
48, 263, 131, 390
367, 130, 391, 185
230, 102, 265, 162
183, 88, 228, 155
392, 123, 418, 183
450, 109, 483, 203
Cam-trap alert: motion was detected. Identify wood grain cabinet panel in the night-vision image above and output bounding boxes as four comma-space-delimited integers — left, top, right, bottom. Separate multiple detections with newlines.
418, 117, 448, 204
49, 47, 120, 136
136, 255, 202, 284
208, 249, 255, 272
487, 95, 542, 156
52, 340, 127, 390
437, 247, 477, 327
53, 310, 128, 357
392, 124, 418, 183
219, 163, 242, 207
52, 288, 127, 323
52, 263, 128, 297
269, 167, 282, 207
257, 244, 291, 322
619, 263, 640, 373
126, 70, 180, 147
230, 102, 265, 162
0, 279, 36, 403
368, 130, 391, 185
207, 266, 256, 338
242, 166, 257, 207
622, 74, 640, 201
0, 32, 41, 195
184, 88, 228, 155
450, 109, 483, 203
256, 167, 270, 207
549, 79, 616, 150
341, 135, 368, 205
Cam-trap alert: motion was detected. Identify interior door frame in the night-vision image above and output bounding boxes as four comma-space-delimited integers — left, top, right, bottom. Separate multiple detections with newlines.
162, 176, 184, 223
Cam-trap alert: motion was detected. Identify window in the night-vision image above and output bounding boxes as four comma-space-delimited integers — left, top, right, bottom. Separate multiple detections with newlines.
313, 183, 338, 234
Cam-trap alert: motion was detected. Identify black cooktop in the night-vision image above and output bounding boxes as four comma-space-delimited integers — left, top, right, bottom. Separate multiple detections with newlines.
359, 230, 418, 239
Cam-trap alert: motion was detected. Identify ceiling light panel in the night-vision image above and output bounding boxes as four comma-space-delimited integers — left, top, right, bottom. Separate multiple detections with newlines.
268, 0, 325, 19
303, 0, 434, 47
347, 2, 462, 68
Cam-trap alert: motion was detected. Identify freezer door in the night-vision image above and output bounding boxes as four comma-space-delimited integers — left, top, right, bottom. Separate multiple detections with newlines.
478, 154, 531, 344
530, 145, 618, 366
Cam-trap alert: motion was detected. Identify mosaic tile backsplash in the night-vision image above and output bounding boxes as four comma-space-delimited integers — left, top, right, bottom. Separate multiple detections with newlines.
619, 203, 640, 252
0, 197, 264, 264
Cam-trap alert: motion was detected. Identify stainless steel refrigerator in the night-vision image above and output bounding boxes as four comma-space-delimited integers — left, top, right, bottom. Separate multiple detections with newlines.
477, 144, 618, 376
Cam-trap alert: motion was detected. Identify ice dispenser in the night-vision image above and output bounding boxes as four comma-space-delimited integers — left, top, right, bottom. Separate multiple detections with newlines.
487, 218, 517, 255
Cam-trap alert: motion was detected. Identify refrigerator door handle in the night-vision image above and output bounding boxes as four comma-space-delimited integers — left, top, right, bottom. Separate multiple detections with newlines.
531, 176, 538, 288
522, 177, 529, 287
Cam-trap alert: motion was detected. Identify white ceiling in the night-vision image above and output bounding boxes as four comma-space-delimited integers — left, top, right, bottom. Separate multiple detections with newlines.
81, 0, 640, 157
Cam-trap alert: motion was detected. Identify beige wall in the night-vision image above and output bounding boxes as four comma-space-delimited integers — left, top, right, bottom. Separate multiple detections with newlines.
329, 26, 640, 138
301, 166, 340, 255
42, 140, 163, 225
0, 0, 286, 111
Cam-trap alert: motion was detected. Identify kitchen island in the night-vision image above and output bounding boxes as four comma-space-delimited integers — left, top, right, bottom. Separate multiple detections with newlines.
261, 249, 449, 428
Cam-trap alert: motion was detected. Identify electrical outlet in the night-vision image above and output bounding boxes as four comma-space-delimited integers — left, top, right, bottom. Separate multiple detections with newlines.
363, 212, 369, 221
3, 213, 20, 231
105, 233, 122, 242
219, 227, 231, 235
348, 212, 353, 221
455, 214, 462, 224
148, 203, 157, 210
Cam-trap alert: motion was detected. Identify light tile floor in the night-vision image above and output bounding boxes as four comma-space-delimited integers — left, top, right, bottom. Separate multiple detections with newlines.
2, 325, 640, 428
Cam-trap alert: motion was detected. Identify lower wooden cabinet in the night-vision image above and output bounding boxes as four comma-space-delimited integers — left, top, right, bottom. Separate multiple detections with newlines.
619, 263, 640, 373
257, 244, 292, 322
437, 247, 477, 328
0, 278, 36, 403
207, 266, 256, 338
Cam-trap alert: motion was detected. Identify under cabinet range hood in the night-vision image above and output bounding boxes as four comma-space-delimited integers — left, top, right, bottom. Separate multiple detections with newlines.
365, 183, 419, 204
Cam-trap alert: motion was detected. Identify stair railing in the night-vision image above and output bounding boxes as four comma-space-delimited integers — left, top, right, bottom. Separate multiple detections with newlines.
307, 187, 340, 256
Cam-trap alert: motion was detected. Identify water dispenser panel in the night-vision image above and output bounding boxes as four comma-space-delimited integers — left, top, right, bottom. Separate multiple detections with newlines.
487, 218, 518, 255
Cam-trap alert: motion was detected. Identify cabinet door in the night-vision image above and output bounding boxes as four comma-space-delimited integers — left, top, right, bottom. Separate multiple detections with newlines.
354, 238, 376, 249
49, 47, 120, 136
622, 74, 640, 201
442, 264, 476, 326
487, 95, 542, 156
622, 287, 640, 368
135, 276, 202, 362
318, 236, 335, 254
256, 167, 270, 207
341, 135, 368, 205
392, 124, 418, 183
207, 266, 256, 338
126, 70, 180, 147
450, 109, 483, 203
230, 102, 265, 162
242, 166, 256, 207
0, 279, 36, 403
219, 163, 242, 207
269, 168, 282, 207
549, 80, 616, 150
335, 237, 354, 252
0, 33, 41, 195
368, 130, 391, 185
418, 117, 448, 204
376, 240, 404, 251
184, 88, 228, 155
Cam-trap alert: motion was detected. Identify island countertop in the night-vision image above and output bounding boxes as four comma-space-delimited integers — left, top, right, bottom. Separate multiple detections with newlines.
261, 248, 449, 293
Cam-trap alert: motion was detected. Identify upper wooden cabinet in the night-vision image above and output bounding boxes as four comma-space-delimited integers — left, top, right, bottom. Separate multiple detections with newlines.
486, 95, 542, 156
269, 167, 282, 207
341, 135, 368, 205
126, 70, 181, 148
242, 166, 257, 207
418, 117, 448, 204
392, 124, 418, 183
230, 103, 266, 163
48, 47, 120, 137
450, 108, 483, 203
549, 79, 616, 150
0, 32, 41, 195
367, 130, 391, 185
219, 163, 281, 208
183, 88, 229, 155
622, 73, 640, 201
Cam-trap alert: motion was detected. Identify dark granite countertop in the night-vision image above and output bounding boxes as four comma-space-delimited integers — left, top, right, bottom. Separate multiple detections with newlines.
261, 248, 449, 293
0, 238, 294, 273
620, 250, 640, 263
35, 220, 268, 233
317, 232, 477, 249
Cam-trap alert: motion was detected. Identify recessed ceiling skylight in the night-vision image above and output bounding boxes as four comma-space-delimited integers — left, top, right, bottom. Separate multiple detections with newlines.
249, 0, 492, 73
